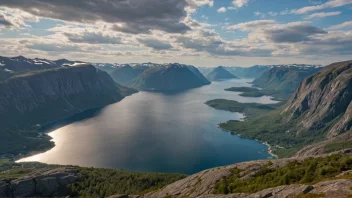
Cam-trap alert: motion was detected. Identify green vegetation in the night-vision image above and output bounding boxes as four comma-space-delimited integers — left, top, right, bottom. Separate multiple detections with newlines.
225, 87, 264, 97
205, 99, 279, 118
0, 159, 186, 197
0, 129, 54, 155
251, 66, 321, 100
214, 154, 352, 194
0, 159, 57, 179
69, 168, 186, 197
325, 139, 352, 153
218, 108, 332, 157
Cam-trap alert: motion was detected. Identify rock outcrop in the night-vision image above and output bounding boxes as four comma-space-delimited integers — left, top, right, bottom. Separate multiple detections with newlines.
146, 150, 352, 198
0, 167, 78, 197
284, 60, 352, 137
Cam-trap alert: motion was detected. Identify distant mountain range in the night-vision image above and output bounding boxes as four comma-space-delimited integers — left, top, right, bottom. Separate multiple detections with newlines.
110, 65, 149, 86
206, 66, 238, 81
198, 64, 322, 80
130, 63, 210, 91
252, 65, 322, 98
0, 56, 85, 81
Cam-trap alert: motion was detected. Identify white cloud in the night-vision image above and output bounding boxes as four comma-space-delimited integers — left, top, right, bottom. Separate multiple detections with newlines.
217, 7, 227, 13
329, 21, 352, 29
226, 20, 276, 31
254, 12, 266, 18
232, 0, 250, 8
306, 11, 341, 19
293, 0, 352, 14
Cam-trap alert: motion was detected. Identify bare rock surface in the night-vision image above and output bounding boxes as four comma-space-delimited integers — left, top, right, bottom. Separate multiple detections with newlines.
0, 167, 78, 197
145, 152, 352, 198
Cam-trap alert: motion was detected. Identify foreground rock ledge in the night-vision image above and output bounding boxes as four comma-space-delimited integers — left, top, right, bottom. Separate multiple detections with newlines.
146, 150, 352, 198
0, 167, 78, 197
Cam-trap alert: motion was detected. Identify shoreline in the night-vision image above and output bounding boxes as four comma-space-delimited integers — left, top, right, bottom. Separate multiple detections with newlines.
263, 142, 279, 159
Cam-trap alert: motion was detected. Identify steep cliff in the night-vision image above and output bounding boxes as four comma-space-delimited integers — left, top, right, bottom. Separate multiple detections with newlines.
214, 60, 352, 157
0, 64, 137, 155
0, 65, 133, 130
284, 60, 352, 138
252, 66, 321, 96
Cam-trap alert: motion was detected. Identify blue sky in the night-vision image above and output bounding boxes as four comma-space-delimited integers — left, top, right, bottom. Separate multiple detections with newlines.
0, 0, 351, 67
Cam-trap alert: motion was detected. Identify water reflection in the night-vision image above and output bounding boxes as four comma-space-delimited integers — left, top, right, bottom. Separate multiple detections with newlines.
18, 79, 277, 174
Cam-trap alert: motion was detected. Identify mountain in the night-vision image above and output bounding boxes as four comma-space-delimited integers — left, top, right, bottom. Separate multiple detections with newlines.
284, 60, 352, 138
0, 64, 136, 155
224, 65, 270, 78
216, 60, 352, 157
186, 65, 211, 85
0, 56, 59, 73
110, 65, 149, 85
130, 63, 210, 91
206, 66, 238, 81
252, 65, 322, 97
0, 56, 87, 82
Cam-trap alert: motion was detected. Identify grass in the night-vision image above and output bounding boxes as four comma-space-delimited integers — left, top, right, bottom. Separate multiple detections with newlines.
205, 99, 280, 118
214, 154, 352, 194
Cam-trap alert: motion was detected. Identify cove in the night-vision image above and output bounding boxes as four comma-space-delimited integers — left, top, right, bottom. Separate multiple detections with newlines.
18, 79, 277, 174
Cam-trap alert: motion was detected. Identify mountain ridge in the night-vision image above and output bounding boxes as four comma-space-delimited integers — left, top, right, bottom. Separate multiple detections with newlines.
206, 66, 238, 81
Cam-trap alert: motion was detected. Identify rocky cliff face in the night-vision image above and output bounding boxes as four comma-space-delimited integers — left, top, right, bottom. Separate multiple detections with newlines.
0, 65, 130, 130
0, 167, 78, 197
284, 60, 352, 138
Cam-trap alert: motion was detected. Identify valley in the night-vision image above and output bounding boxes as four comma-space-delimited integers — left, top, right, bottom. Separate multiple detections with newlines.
1, 55, 352, 198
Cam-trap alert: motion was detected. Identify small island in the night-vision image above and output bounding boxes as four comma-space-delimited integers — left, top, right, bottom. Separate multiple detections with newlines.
205, 99, 276, 118
225, 87, 264, 97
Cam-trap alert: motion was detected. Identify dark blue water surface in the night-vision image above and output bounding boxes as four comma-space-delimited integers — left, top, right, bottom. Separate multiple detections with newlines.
18, 79, 276, 174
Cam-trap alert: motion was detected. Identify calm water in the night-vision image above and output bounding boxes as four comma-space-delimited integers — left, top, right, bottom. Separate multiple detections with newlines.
18, 79, 277, 174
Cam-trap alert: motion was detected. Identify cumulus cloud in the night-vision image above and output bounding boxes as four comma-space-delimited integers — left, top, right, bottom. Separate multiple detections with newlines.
298, 31, 352, 55
226, 20, 276, 31
0, 0, 191, 34
137, 38, 173, 50
305, 11, 341, 19
329, 21, 352, 29
264, 22, 327, 43
293, 0, 352, 14
27, 43, 82, 53
217, 7, 227, 13
175, 30, 273, 57
232, 0, 250, 8
0, 14, 12, 27
226, 20, 326, 43
64, 32, 122, 44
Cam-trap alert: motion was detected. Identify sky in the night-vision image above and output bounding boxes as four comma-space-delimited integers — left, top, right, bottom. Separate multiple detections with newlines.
0, 0, 351, 67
